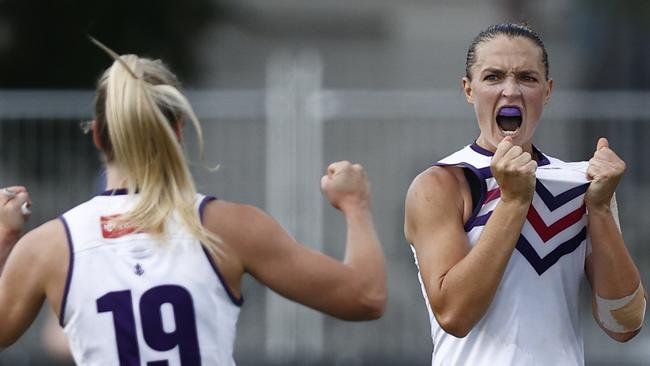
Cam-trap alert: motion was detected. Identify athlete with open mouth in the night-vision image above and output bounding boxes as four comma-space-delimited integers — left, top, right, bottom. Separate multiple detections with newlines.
405, 23, 644, 366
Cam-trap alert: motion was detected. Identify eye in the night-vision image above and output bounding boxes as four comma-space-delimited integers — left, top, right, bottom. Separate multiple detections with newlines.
483, 74, 499, 81
520, 75, 537, 82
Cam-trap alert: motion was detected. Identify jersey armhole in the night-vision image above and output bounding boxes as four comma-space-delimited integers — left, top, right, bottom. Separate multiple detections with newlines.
461, 167, 486, 232
434, 162, 487, 232
58, 216, 75, 327
463, 168, 481, 213
199, 195, 244, 307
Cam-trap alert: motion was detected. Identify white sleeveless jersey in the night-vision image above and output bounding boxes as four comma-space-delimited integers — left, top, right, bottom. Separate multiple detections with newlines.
413, 143, 591, 366
59, 190, 242, 366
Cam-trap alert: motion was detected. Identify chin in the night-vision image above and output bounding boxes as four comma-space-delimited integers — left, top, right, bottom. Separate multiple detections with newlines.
498, 130, 527, 144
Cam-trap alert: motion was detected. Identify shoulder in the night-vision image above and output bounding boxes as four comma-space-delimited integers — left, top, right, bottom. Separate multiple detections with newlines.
17, 220, 69, 276
202, 199, 301, 277
18, 219, 68, 257
202, 200, 283, 251
203, 200, 270, 232
407, 166, 467, 203
6, 219, 69, 296
405, 166, 469, 241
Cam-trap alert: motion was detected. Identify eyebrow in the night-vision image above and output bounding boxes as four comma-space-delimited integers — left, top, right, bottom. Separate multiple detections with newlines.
480, 68, 542, 77
515, 70, 542, 77
481, 68, 505, 75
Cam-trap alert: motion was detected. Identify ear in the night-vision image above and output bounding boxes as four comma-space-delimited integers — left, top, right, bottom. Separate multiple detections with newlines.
462, 77, 474, 104
173, 118, 184, 142
91, 120, 103, 150
544, 78, 554, 105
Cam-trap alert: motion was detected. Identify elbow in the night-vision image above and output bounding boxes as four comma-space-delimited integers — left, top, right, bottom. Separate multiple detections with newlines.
0, 335, 17, 349
351, 273, 388, 321
352, 290, 387, 321
361, 292, 387, 320
341, 289, 387, 321
438, 317, 471, 338
435, 308, 476, 338
608, 328, 641, 343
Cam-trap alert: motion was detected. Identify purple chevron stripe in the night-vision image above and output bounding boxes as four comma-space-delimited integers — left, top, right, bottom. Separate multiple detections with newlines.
477, 166, 493, 179
466, 202, 586, 234
516, 227, 587, 275
466, 211, 492, 231
535, 181, 589, 211
535, 148, 551, 167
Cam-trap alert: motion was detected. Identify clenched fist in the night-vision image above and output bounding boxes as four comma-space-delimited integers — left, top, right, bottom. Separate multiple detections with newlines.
586, 138, 625, 210
490, 137, 537, 204
0, 186, 31, 235
320, 161, 371, 212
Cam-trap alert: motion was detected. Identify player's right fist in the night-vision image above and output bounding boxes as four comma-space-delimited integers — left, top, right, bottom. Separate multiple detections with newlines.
320, 161, 371, 212
490, 137, 537, 204
0, 186, 31, 235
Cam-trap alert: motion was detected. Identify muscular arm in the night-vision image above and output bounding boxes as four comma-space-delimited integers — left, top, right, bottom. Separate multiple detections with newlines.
585, 197, 642, 342
204, 162, 386, 321
405, 166, 530, 336
0, 229, 20, 273
405, 138, 536, 337
0, 220, 68, 347
0, 186, 31, 274
583, 138, 643, 342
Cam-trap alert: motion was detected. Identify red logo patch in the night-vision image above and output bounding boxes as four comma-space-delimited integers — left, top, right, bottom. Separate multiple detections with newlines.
100, 214, 138, 238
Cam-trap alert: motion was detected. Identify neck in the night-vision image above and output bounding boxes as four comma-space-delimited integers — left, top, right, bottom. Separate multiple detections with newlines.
475, 137, 534, 156
104, 163, 128, 190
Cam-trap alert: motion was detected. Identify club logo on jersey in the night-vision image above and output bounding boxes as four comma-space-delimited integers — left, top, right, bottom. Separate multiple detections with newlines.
100, 214, 138, 238
134, 263, 145, 276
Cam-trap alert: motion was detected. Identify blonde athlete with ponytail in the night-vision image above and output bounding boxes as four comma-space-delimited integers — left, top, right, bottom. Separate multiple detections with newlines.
0, 44, 386, 365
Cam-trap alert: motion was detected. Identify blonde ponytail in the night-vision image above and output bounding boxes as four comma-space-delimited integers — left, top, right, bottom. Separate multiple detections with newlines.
93, 40, 222, 256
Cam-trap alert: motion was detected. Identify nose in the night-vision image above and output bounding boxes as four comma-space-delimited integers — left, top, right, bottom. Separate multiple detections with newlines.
501, 77, 521, 98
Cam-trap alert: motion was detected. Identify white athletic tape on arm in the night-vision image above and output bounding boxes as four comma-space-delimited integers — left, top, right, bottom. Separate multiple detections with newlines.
596, 282, 646, 333
610, 193, 621, 233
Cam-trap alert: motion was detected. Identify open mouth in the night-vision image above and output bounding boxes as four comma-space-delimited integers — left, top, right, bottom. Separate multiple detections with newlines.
496, 107, 522, 136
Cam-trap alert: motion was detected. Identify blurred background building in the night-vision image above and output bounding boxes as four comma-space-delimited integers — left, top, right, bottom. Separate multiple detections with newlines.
0, 0, 649, 365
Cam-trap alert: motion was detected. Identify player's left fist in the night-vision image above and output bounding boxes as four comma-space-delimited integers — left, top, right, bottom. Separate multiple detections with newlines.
585, 138, 625, 210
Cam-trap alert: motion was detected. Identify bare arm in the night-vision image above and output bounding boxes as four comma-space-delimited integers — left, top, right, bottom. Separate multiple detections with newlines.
0, 186, 31, 273
205, 161, 386, 321
584, 138, 643, 342
0, 219, 69, 347
0, 184, 62, 347
321, 161, 385, 313
405, 138, 536, 337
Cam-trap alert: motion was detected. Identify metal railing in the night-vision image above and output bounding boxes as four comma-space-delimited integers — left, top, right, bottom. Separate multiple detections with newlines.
1, 75, 649, 364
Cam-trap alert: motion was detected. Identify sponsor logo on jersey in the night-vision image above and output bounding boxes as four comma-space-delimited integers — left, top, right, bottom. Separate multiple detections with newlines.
134, 263, 145, 276
100, 214, 138, 238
